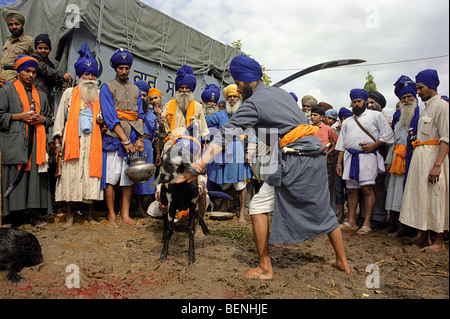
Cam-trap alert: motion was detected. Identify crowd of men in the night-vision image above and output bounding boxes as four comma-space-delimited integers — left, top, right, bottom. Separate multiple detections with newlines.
1, 9, 448, 279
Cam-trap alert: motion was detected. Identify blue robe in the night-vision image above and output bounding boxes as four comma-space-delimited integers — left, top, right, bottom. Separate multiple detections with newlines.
208, 110, 252, 185
133, 111, 158, 195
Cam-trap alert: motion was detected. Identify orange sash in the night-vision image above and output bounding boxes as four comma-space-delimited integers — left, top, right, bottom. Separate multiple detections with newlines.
412, 139, 440, 149
64, 85, 102, 178
280, 124, 319, 148
389, 144, 407, 175
116, 110, 138, 121
164, 99, 196, 142
13, 80, 46, 171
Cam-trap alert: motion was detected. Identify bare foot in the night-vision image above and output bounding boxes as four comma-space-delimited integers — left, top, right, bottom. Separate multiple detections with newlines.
87, 217, 100, 225
106, 219, 119, 228
62, 217, 74, 229
120, 216, 144, 227
195, 226, 206, 238
330, 259, 352, 274
421, 243, 447, 252
243, 267, 274, 280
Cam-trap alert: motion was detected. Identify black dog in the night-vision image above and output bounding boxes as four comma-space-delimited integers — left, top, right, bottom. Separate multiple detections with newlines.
156, 146, 209, 264
0, 228, 43, 284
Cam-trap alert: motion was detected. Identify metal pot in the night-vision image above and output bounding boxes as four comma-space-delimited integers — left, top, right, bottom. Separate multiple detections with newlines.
125, 154, 156, 184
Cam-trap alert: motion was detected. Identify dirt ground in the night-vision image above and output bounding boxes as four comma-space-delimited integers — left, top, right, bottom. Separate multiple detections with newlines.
0, 204, 448, 300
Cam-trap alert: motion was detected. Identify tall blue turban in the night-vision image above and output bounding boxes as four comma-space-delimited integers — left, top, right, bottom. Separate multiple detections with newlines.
175, 64, 197, 92
110, 48, 133, 69
415, 69, 440, 91
338, 107, 353, 119
134, 80, 150, 94
229, 55, 263, 82
393, 75, 416, 99
201, 84, 220, 103
74, 43, 98, 78
349, 88, 369, 101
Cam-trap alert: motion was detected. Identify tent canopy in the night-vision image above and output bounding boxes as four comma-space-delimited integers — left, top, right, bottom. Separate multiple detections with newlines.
1, 0, 241, 84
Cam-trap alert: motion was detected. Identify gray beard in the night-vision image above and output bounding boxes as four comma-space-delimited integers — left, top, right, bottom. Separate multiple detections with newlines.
226, 99, 242, 115
176, 91, 194, 112
79, 79, 98, 102
399, 99, 417, 128
204, 103, 219, 115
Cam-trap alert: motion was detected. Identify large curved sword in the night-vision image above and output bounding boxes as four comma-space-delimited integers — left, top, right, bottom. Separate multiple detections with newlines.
271, 59, 366, 87
4, 113, 36, 198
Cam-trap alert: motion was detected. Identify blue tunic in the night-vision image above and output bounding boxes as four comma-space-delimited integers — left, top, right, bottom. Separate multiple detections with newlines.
207, 110, 251, 185
133, 111, 158, 195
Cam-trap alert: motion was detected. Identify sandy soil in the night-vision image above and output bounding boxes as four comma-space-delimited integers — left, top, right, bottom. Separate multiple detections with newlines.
0, 205, 448, 300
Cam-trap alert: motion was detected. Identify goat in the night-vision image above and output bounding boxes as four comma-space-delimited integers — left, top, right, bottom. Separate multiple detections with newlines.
155, 145, 209, 264
0, 228, 43, 284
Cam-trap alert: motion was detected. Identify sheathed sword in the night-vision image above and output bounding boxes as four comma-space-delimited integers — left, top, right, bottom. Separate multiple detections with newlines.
4, 105, 36, 198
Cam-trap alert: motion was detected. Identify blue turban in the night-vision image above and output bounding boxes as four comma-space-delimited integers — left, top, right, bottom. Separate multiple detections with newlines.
175, 64, 197, 92
289, 92, 298, 102
110, 48, 133, 69
349, 88, 369, 101
134, 80, 150, 94
74, 43, 98, 78
338, 107, 353, 119
415, 69, 440, 91
217, 98, 226, 106
201, 84, 220, 103
229, 55, 263, 82
394, 75, 416, 99
14, 55, 38, 73
325, 109, 338, 119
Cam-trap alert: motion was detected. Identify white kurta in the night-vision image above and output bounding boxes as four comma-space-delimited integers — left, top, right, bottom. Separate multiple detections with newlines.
335, 109, 394, 182
400, 95, 449, 233
52, 88, 104, 203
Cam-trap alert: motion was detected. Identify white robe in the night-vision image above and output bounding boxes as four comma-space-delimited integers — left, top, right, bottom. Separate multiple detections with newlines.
335, 109, 394, 183
53, 88, 104, 203
400, 95, 449, 233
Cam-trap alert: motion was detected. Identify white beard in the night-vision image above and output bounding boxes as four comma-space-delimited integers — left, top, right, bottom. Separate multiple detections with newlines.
226, 99, 242, 115
204, 103, 219, 115
79, 79, 98, 102
176, 92, 194, 112
399, 99, 417, 128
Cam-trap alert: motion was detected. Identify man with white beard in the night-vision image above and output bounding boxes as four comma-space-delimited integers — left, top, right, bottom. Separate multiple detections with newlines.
208, 84, 251, 223
384, 76, 420, 236
158, 64, 209, 237
53, 43, 103, 228
158, 65, 209, 152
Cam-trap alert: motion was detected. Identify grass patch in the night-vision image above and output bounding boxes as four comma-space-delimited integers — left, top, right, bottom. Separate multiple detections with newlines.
212, 227, 253, 242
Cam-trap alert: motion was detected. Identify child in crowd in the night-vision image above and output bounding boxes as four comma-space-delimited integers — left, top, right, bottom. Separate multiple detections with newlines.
31, 34, 73, 111
311, 105, 339, 212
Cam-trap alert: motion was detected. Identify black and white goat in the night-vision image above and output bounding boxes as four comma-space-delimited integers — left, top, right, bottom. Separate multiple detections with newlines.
155, 145, 209, 264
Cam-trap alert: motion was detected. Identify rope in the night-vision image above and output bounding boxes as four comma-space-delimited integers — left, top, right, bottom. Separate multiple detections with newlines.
182, 25, 191, 65
158, 15, 172, 73
95, 0, 105, 50
129, 2, 143, 52
123, 0, 130, 50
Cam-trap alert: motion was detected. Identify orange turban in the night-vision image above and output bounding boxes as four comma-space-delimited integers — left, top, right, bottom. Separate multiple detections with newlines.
148, 88, 162, 98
